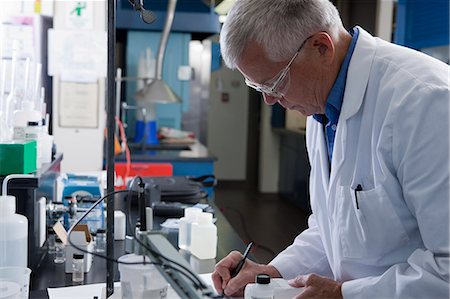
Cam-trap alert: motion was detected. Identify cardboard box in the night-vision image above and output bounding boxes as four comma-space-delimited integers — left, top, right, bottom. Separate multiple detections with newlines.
0, 140, 37, 175
53, 222, 94, 273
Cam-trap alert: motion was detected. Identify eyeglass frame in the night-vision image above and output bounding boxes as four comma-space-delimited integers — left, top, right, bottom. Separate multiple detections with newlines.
244, 35, 313, 98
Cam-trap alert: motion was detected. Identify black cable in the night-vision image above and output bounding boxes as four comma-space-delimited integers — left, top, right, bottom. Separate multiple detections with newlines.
67, 190, 161, 266
221, 206, 277, 257
67, 181, 217, 298
127, 176, 209, 292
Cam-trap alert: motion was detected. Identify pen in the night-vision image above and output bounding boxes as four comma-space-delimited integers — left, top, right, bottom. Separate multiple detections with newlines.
231, 242, 253, 277
221, 242, 254, 298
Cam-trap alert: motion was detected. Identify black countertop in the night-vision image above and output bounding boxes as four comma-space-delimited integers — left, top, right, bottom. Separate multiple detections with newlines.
30, 197, 247, 298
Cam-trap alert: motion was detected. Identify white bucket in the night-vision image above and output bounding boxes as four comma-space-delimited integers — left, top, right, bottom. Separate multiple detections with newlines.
0, 267, 31, 299
118, 254, 169, 299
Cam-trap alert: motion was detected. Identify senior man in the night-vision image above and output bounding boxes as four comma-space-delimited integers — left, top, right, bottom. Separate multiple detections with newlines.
212, 0, 450, 298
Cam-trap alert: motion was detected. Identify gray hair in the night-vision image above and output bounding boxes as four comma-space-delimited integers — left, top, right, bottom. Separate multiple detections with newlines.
220, 0, 344, 69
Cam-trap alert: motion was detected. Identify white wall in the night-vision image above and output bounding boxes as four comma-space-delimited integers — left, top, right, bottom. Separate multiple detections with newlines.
207, 66, 249, 180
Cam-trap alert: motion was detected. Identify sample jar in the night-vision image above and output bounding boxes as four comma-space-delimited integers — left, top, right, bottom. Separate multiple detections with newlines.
47, 228, 56, 254
96, 228, 106, 253
72, 254, 84, 283
54, 240, 65, 264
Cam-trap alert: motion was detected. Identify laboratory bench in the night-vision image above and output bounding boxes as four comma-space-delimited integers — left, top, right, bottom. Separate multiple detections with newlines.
29, 196, 248, 299
115, 140, 217, 177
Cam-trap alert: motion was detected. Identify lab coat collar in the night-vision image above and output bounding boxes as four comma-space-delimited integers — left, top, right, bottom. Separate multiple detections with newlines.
339, 26, 376, 121
328, 27, 376, 188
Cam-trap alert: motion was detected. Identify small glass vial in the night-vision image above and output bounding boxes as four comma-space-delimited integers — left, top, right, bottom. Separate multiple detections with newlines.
96, 228, 106, 253
47, 227, 56, 254
72, 254, 84, 283
54, 239, 66, 264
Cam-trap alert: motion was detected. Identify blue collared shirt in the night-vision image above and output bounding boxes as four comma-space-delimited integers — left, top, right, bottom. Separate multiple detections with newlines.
313, 27, 359, 164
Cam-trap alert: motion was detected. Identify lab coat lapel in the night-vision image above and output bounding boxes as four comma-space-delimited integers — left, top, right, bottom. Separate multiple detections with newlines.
329, 27, 377, 187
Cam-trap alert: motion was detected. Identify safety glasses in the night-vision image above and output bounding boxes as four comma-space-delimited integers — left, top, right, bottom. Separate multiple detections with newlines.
244, 35, 312, 98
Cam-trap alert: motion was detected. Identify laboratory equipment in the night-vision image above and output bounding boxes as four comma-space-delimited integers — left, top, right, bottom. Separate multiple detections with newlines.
118, 253, 169, 299
72, 254, 84, 283
178, 207, 202, 250
0, 280, 20, 299
0, 267, 31, 299
0, 195, 28, 267
190, 212, 217, 259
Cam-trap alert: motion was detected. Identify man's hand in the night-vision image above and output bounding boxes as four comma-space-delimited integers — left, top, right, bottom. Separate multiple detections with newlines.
288, 274, 343, 299
212, 251, 281, 297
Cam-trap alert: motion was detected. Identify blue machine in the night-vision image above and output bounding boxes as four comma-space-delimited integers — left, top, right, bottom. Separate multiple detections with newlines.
61, 174, 104, 233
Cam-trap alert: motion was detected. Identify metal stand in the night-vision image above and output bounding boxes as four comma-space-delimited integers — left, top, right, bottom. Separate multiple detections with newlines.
106, 0, 116, 297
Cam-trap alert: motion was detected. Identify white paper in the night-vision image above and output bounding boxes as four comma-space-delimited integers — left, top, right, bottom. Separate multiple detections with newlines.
64, 1, 94, 30
58, 81, 99, 128
48, 282, 121, 299
48, 29, 106, 77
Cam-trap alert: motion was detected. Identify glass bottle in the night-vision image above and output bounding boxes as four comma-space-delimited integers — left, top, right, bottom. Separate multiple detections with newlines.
54, 238, 65, 264
47, 227, 56, 254
72, 254, 84, 283
96, 228, 106, 252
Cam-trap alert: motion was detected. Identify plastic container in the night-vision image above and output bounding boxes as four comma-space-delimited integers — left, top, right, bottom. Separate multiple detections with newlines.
0, 280, 20, 299
118, 254, 169, 299
40, 133, 53, 164
244, 274, 274, 299
72, 254, 84, 283
13, 101, 41, 141
24, 121, 42, 169
0, 267, 31, 299
0, 196, 28, 268
190, 212, 217, 259
178, 207, 202, 251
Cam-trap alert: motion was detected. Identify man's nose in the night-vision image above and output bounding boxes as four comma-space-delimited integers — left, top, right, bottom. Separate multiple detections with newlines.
263, 93, 278, 105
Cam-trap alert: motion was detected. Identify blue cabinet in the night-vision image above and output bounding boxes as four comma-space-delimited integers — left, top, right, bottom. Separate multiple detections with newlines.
117, 0, 220, 33
395, 0, 449, 49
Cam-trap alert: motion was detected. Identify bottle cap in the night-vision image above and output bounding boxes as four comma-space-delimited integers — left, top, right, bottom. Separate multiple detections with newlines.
73, 254, 84, 260
184, 207, 202, 219
97, 228, 106, 234
197, 212, 213, 225
256, 274, 271, 284
0, 195, 16, 216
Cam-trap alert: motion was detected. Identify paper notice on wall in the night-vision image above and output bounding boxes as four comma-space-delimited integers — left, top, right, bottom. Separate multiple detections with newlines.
58, 81, 99, 128
48, 29, 106, 77
64, 1, 94, 30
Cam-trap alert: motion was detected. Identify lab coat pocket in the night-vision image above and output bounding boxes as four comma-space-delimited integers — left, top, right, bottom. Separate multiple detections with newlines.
338, 185, 410, 260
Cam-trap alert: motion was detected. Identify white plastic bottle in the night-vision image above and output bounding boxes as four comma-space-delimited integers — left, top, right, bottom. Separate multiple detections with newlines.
244, 274, 274, 299
25, 121, 42, 169
178, 207, 202, 251
0, 195, 28, 267
190, 212, 217, 259
13, 100, 42, 140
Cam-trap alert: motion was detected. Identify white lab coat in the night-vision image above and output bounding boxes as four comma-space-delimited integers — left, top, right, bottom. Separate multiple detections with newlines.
270, 27, 450, 298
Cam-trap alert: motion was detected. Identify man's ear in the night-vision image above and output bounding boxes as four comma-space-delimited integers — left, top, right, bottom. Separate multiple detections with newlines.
311, 32, 335, 65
